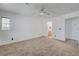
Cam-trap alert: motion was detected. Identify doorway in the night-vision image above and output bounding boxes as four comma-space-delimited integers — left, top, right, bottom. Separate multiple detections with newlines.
47, 22, 52, 39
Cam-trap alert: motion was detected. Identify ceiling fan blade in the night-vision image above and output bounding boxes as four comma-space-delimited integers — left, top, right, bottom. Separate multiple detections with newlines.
25, 3, 29, 5
46, 12, 50, 15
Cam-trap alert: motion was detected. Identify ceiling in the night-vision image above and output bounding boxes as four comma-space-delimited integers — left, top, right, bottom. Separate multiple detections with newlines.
0, 3, 79, 17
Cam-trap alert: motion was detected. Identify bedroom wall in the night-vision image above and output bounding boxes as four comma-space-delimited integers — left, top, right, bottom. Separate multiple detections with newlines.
0, 10, 43, 45
52, 16, 65, 41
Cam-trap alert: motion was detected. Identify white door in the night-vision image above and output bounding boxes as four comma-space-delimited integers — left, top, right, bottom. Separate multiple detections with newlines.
65, 19, 72, 39
71, 19, 79, 40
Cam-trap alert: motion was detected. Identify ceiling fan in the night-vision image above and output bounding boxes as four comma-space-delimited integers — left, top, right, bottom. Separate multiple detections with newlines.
25, 3, 29, 5
24, 3, 51, 16
40, 7, 50, 16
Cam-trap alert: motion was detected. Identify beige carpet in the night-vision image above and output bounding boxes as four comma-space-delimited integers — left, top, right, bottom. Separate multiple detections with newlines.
0, 36, 79, 56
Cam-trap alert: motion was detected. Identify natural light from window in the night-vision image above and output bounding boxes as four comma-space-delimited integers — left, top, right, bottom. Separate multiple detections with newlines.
2, 17, 10, 30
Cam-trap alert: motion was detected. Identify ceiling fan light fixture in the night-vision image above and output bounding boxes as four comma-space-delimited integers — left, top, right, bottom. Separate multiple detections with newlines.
25, 3, 29, 5
40, 12, 44, 15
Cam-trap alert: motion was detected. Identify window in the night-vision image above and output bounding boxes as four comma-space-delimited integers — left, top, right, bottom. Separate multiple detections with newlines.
1, 17, 10, 30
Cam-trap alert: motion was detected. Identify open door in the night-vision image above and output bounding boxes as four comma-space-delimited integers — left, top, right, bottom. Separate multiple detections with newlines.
47, 22, 53, 39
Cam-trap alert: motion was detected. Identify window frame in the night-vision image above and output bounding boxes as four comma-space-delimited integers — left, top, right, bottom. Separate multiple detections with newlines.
1, 17, 10, 30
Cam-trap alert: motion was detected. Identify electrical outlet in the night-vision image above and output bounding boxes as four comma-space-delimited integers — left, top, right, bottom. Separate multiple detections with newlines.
54, 35, 56, 37
11, 37, 13, 40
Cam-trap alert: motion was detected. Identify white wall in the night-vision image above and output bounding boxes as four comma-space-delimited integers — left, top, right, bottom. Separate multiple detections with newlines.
0, 10, 43, 45
53, 16, 65, 41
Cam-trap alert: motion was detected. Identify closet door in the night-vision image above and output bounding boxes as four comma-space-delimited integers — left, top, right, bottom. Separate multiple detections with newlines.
65, 19, 72, 39
72, 19, 79, 40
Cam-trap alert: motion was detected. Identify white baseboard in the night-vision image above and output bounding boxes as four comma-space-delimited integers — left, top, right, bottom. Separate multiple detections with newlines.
0, 34, 43, 46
